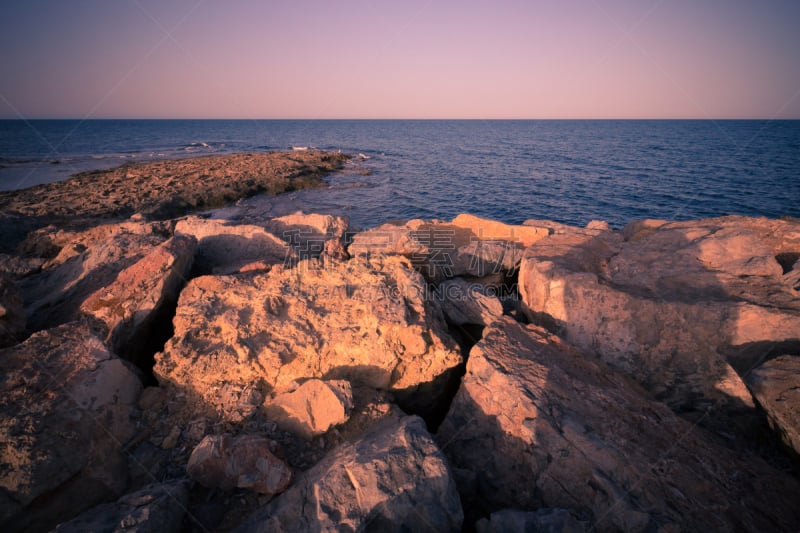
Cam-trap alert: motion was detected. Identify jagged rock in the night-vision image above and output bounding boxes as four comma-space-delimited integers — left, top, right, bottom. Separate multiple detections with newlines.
437, 277, 504, 326
81, 235, 196, 365
154, 256, 461, 421
475, 508, 586, 533
350, 214, 548, 281
518, 215, 800, 416
20, 222, 168, 333
264, 379, 353, 439
0, 323, 142, 532
174, 216, 292, 275
52, 480, 189, 533
186, 434, 291, 495
746, 355, 800, 457
437, 318, 800, 532
264, 211, 350, 261
0, 275, 24, 347
236, 416, 463, 532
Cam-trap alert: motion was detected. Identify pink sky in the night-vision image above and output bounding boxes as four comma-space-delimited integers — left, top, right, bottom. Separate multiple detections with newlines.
1, 0, 799, 119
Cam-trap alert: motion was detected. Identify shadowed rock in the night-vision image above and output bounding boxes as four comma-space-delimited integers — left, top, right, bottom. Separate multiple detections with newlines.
437, 277, 504, 327
236, 416, 463, 532
747, 354, 800, 457
53, 480, 189, 533
175, 216, 290, 275
264, 211, 350, 261
437, 318, 800, 532
0, 323, 142, 532
0, 274, 24, 347
518, 215, 800, 419
187, 434, 292, 495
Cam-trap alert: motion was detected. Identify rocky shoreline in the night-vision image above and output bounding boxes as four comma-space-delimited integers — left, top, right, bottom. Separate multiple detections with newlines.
0, 151, 349, 253
1, 153, 799, 531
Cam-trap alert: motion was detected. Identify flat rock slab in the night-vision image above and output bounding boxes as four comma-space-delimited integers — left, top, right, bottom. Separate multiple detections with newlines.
0, 323, 142, 532
437, 318, 800, 532
0, 151, 348, 252
519, 215, 800, 415
154, 256, 461, 421
747, 354, 800, 457
236, 416, 463, 532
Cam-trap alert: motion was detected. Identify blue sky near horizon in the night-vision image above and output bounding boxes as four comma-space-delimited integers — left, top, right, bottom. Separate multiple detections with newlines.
1, 0, 799, 120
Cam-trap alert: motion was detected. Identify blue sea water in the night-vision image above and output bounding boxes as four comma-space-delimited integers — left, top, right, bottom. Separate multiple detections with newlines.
0, 119, 798, 229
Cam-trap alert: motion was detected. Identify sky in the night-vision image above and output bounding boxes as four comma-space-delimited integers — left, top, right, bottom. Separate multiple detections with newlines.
0, 0, 799, 119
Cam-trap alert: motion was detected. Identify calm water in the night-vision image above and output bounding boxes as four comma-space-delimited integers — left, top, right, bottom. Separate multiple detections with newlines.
1, 119, 798, 229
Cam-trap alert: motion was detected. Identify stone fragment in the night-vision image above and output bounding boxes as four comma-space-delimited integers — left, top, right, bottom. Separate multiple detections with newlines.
186, 434, 292, 495
264, 379, 353, 439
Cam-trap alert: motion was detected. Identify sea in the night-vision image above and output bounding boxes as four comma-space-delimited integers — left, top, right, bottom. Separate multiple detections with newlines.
0, 119, 798, 230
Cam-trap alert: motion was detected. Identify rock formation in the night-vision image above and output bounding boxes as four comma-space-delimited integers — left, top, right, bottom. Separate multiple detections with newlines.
236, 416, 463, 532
0, 152, 798, 532
0, 323, 142, 532
20, 221, 169, 333
175, 216, 290, 275
0, 151, 349, 252
81, 235, 196, 366
154, 255, 461, 422
350, 214, 549, 282
437, 318, 800, 531
518, 216, 800, 420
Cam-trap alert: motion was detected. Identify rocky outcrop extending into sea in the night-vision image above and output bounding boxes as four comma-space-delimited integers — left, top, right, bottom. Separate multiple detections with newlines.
1, 152, 799, 532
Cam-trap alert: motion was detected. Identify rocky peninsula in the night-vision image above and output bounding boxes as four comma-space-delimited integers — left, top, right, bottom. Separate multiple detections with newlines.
1, 152, 799, 532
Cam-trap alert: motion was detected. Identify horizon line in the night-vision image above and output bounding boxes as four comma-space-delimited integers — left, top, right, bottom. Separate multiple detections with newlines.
2, 116, 799, 121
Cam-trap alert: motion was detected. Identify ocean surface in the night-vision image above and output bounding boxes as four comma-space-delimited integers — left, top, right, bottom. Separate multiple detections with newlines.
1, 119, 798, 229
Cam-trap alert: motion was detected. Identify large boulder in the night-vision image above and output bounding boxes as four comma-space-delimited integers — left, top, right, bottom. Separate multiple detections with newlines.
0, 323, 142, 532
154, 256, 461, 421
518, 216, 800, 415
20, 222, 168, 333
746, 355, 800, 457
236, 416, 463, 532
81, 235, 196, 366
0, 275, 24, 347
263, 211, 350, 261
174, 216, 293, 275
350, 214, 549, 282
52, 480, 189, 533
437, 318, 800, 532
264, 379, 353, 439
187, 434, 292, 495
